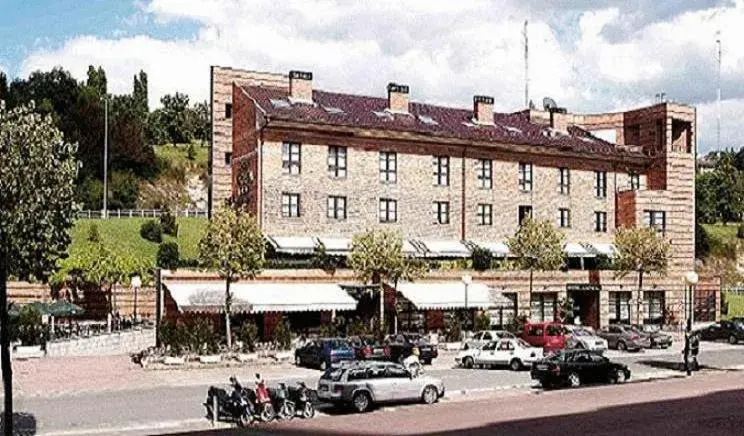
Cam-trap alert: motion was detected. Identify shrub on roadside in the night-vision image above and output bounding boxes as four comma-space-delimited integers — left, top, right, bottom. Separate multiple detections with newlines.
471, 247, 493, 271
239, 322, 259, 353
87, 223, 101, 243
475, 312, 491, 331
156, 242, 180, 270
737, 224, 744, 239
140, 220, 163, 243
445, 314, 462, 342
273, 317, 293, 350
160, 208, 179, 236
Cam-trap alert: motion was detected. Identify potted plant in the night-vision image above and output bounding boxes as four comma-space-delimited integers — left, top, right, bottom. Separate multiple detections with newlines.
236, 322, 259, 363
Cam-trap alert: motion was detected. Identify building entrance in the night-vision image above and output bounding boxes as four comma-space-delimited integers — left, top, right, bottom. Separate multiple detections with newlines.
567, 286, 600, 329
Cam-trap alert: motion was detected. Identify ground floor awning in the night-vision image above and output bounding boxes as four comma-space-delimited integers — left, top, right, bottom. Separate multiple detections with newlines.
395, 282, 492, 310
317, 237, 352, 256
585, 243, 617, 257
165, 282, 358, 313
489, 289, 516, 308
564, 243, 596, 258
267, 236, 318, 254
418, 240, 472, 258
472, 241, 510, 257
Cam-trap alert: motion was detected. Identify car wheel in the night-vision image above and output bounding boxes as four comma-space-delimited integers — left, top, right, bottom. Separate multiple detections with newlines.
509, 359, 522, 371
575, 342, 584, 350
423, 358, 432, 365
613, 369, 627, 384
540, 381, 552, 390
319, 360, 327, 371
422, 385, 438, 404
568, 372, 581, 388
295, 355, 302, 366
352, 391, 372, 413
617, 341, 627, 351
463, 356, 474, 369
729, 335, 738, 345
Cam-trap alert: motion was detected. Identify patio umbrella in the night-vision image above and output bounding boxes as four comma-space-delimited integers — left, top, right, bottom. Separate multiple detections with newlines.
48, 300, 85, 317
26, 301, 52, 315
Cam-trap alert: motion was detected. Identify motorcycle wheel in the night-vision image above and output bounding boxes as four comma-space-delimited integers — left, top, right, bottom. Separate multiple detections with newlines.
302, 402, 316, 419
238, 411, 252, 427
283, 402, 296, 420
260, 404, 275, 422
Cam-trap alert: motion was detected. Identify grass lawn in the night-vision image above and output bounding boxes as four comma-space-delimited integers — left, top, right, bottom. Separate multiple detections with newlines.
724, 293, 744, 319
70, 217, 208, 265
702, 223, 739, 241
154, 143, 209, 173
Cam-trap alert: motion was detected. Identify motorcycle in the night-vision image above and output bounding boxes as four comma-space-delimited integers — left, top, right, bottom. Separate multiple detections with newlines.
269, 382, 296, 420
252, 373, 276, 422
204, 376, 253, 427
288, 381, 316, 419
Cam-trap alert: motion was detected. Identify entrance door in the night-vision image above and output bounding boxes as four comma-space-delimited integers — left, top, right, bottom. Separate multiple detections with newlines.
568, 291, 600, 329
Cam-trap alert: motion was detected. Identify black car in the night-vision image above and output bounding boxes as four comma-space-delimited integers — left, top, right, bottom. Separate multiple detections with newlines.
384, 333, 438, 365
696, 320, 744, 344
294, 338, 355, 370
531, 350, 631, 389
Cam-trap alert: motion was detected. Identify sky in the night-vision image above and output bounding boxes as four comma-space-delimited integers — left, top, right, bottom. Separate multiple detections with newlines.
0, 0, 742, 154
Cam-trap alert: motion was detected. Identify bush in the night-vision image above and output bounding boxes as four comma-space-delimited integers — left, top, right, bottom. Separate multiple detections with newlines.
140, 220, 163, 243
444, 314, 462, 342
273, 318, 293, 350
76, 177, 104, 210
186, 142, 197, 161
10, 305, 45, 346
737, 224, 744, 239
695, 223, 710, 259
160, 208, 179, 236
239, 322, 259, 353
475, 312, 491, 331
87, 223, 101, 242
190, 319, 219, 355
506, 314, 529, 334
157, 242, 180, 270
471, 247, 493, 271
109, 170, 140, 210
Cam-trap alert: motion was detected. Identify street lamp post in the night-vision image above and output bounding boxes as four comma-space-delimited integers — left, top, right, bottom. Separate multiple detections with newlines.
131, 275, 142, 323
683, 271, 699, 376
102, 96, 109, 219
462, 274, 472, 331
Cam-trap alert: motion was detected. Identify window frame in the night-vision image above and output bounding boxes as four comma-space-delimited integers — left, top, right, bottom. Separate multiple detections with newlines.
225, 103, 233, 119
379, 151, 397, 183
477, 159, 493, 189
559, 208, 571, 228
433, 156, 450, 186
433, 201, 450, 225
477, 203, 493, 226
518, 205, 533, 226
327, 145, 348, 178
379, 198, 398, 223
326, 195, 347, 220
594, 170, 607, 198
281, 192, 301, 218
519, 162, 533, 192
559, 167, 570, 194
282, 142, 301, 175
630, 172, 640, 190
594, 211, 607, 233
643, 210, 666, 233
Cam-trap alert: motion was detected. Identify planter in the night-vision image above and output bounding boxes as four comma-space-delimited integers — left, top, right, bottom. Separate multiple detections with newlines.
199, 355, 222, 364
13, 345, 44, 359
273, 350, 293, 362
236, 353, 259, 363
163, 356, 186, 366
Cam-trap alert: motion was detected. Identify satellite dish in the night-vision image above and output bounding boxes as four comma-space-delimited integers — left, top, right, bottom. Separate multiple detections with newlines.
543, 97, 557, 111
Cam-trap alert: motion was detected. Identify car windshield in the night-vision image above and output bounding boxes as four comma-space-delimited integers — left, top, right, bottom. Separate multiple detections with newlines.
320, 368, 345, 382
545, 352, 566, 362
326, 340, 351, 350
573, 329, 592, 337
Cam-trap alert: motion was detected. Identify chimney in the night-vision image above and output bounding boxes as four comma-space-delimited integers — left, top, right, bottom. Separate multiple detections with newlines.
549, 107, 569, 133
289, 70, 313, 102
387, 83, 409, 113
473, 95, 494, 125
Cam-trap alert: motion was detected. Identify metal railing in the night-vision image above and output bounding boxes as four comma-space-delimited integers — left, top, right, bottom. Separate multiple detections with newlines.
76, 209, 208, 219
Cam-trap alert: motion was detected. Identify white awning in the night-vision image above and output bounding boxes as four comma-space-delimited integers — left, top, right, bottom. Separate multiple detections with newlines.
473, 241, 510, 257
395, 282, 492, 310
564, 243, 596, 258
402, 240, 420, 255
418, 240, 472, 258
268, 236, 318, 254
165, 282, 357, 313
317, 237, 352, 255
587, 243, 617, 257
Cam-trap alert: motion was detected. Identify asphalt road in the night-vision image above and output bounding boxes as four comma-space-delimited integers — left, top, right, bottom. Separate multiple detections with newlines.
13, 346, 744, 436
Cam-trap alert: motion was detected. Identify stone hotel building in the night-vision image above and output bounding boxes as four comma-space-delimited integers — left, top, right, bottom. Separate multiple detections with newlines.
200, 65, 719, 331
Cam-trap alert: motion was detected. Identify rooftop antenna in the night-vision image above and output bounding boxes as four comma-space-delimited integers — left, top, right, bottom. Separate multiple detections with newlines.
716, 30, 722, 150
523, 20, 529, 108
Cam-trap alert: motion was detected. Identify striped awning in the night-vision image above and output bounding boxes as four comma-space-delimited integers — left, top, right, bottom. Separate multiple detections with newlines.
267, 236, 318, 254
472, 241, 510, 257
417, 240, 472, 258
395, 282, 492, 310
564, 243, 596, 258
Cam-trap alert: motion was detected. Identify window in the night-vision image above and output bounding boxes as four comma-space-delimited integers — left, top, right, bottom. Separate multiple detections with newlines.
694, 289, 717, 322
609, 291, 632, 324
379, 152, 397, 183
644, 291, 665, 324
385, 367, 410, 379
482, 332, 493, 341
225, 103, 232, 119
518, 205, 533, 226
519, 162, 532, 191
379, 198, 397, 223
224, 152, 232, 166
643, 210, 666, 233
477, 204, 492, 226
327, 146, 347, 178
559, 167, 570, 194
432, 201, 450, 224
281, 193, 300, 218
327, 196, 347, 220
559, 208, 571, 228
594, 211, 607, 232
594, 171, 607, 198
433, 156, 450, 186
530, 293, 557, 322
477, 159, 493, 189
282, 142, 301, 175
488, 293, 517, 328
630, 172, 640, 190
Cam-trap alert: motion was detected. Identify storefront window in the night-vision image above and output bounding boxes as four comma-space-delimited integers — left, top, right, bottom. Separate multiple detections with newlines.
644, 291, 665, 324
609, 291, 632, 324
530, 293, 557, 322
488, 293, 517, 328
694, 290, 716, 322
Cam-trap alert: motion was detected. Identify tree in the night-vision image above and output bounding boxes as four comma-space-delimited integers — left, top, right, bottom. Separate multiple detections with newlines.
0, 71, 7, 101
614, 226, 671, 325
197, 205, 265, 348
133, 70, 149, 119
348, 229, 426, 332
0, 102, 79, 434
160, 92, 195, 144
193, 100, 210, 146
713, 153, 744, 224
86, 65, 107, 97
695, 172, 718, 224
507, 218, 566, 303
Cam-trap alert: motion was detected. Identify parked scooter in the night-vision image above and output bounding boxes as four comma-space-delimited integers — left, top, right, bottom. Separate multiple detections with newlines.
251, 373, 276, 422
204, 376, 253, 427
270, 382, 296, 420
288, 381, 316, 419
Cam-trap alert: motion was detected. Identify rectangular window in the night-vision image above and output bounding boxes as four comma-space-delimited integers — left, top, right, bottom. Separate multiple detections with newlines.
630, 172, 640, 190
433, 156, 450, 186
477, 159, 493, 189
530, 293, 557, 322
487, 293, 517, 328
608, 291, 632, 324
594, 211, 607, 232
643, 210, 666, 233
432, 201, 450, 225
379, 152, 397, 183
326, 195, 347, 220
644, 291, 665, 325
477, 203, 493, 226
559, 208, 571, 228
379, 198, 397, 223
224, 152, 232, 166
559, 167, 570, 194
594, 171, 607, 198
518, 205, 533, 226
225, 103, 232, 119
282, 142, 301, 175
519, 162, 532, 191
327, 146, 347, 178
281, 193, 300, 218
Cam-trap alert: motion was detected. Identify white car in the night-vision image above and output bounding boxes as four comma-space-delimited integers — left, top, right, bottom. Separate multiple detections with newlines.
456, 338, 543, 371
565, 325, 609, 351
462, 330, 516, 350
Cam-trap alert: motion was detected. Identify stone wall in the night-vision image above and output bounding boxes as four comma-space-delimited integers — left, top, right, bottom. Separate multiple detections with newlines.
45, 328, 155, 357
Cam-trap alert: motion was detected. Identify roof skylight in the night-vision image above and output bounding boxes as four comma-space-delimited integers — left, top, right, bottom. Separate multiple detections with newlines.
270, 98, 290, 109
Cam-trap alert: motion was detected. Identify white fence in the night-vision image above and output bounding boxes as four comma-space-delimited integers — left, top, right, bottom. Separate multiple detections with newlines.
77, 209, 208, 219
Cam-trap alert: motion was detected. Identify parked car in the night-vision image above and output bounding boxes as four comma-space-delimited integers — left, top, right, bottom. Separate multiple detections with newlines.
627, 324, 673, 349
384, 333, 438, 364
521, 322, 567, 352
349, 335, 390, 361
530, 349, 631, 389
294, 338, 355, 370
564, 326, 608, 351
696, 320, 744, 344
316, 361, 445, 413
597, 325, 650, 351
462, 330, 516, 350
456, 338, 543, 371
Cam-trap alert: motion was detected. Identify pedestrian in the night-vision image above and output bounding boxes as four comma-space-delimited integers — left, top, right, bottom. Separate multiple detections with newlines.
690, 332, 700, 371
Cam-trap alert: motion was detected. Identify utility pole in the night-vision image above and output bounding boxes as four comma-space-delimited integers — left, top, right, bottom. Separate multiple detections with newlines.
103, 97, 109, 219
716, 31, 722, 151
523, 19, 529, 108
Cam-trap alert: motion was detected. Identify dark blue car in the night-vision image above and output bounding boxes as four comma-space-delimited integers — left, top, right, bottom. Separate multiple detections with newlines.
294, 338, 355, 370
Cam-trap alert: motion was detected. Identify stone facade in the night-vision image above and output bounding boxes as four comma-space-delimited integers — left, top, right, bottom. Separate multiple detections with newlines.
45, 328, 155, 357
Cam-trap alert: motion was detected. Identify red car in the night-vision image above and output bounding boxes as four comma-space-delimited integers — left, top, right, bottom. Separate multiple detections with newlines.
521, 322, 567, 353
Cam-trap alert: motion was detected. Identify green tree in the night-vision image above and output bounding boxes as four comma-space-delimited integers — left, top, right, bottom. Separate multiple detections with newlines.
0, 71, 7, 101
133, 70, 148, 120
713, 153, 744, 224
146, 108, 170, 146
695, 171, 718, 224
348, 229, 426, 331
197, 205, 265, 348
1, 102, 79, 433
193, 100, 210, 146
160, 92, 195, 144
507, 218, 566, 301
86, 65, 107, 97
614, 226, 671, 324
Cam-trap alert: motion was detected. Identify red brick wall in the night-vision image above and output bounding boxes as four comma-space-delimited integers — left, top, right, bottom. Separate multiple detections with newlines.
232, 85, 260, 216
616, 190, 637, 228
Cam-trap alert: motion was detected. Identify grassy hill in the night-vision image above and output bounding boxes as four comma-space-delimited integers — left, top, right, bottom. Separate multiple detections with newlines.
137, 143, 209, 209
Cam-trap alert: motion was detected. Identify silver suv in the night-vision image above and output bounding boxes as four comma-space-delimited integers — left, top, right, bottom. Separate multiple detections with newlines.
316, 361, 445, 413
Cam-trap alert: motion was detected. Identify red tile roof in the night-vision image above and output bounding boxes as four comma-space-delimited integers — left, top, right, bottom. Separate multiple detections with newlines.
241, 85, 646, 158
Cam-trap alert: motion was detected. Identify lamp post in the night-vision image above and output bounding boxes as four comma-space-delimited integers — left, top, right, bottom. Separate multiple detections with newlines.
683, 271, 699, 376
462, 274, 472, 331
131, 275, 142, 323
101, 96, 109, 219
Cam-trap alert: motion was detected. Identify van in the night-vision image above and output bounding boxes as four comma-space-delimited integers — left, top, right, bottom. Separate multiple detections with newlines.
521, 322, 567, 352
